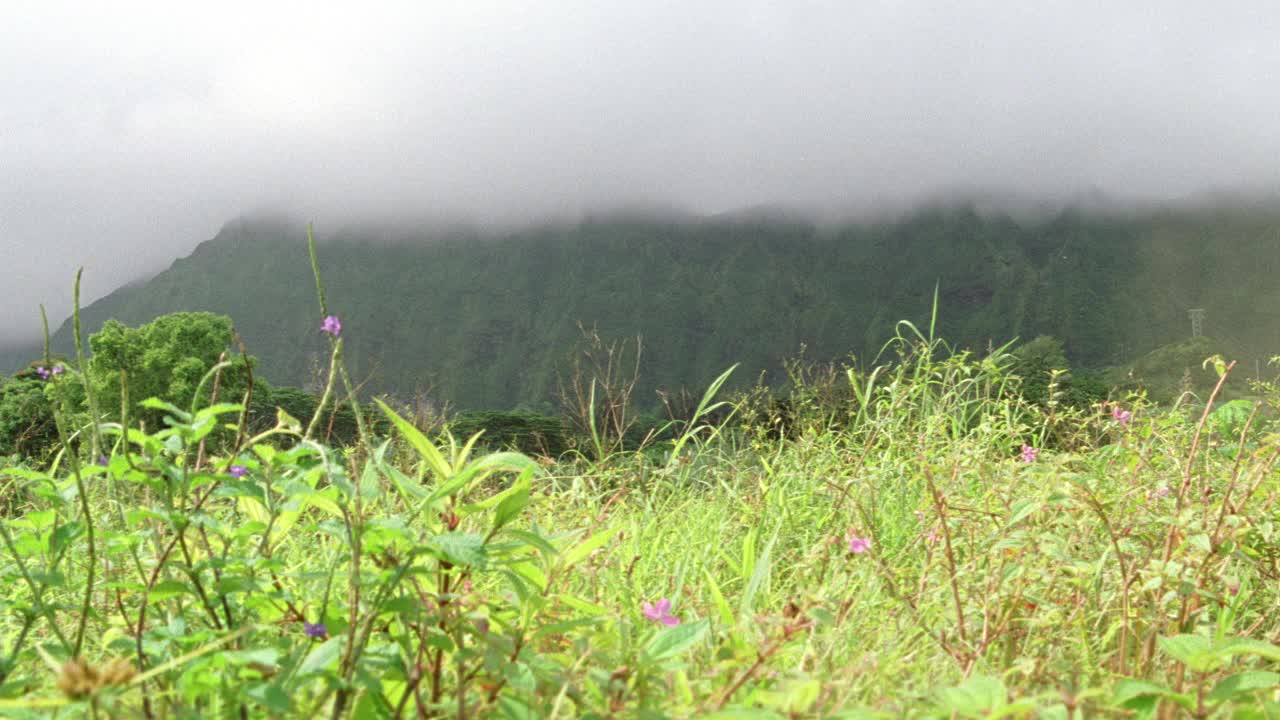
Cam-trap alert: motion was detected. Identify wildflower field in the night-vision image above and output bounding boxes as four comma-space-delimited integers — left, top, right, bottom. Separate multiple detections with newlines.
1, 236, 1279, 718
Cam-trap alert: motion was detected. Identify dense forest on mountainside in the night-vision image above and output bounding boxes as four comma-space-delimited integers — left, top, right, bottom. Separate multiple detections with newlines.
5, 205, 1278, 410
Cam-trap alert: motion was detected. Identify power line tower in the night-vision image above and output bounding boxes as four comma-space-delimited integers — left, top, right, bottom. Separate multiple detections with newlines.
1188, 308, 1205, 338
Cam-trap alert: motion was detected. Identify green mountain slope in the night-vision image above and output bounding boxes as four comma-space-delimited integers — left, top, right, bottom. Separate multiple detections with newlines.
22, 205, 1280, 410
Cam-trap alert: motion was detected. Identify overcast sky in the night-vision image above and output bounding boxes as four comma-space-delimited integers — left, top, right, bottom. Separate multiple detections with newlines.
3, 1, 1280, 341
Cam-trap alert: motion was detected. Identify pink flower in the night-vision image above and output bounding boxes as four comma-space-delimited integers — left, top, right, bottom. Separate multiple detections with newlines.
924, 526, 942, 545
1020, 444, 1039, 463
847, 534, 872, 554
642, 598, 679, 627
1111, 406, 1132, 426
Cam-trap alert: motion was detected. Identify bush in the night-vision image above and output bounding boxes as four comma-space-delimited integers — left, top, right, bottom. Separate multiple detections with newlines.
1109, 335, 1237, 404
0, 365, 61, 459
1011, 335, 1107, 409
88, 312, 253, 431
248, 384, 373, 446
448, 410, 568, 457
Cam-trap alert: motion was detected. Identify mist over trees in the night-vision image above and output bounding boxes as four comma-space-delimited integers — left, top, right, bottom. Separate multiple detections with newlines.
0, 204, 1265, 412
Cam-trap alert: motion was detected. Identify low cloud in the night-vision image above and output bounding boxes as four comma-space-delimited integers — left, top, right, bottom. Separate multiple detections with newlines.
4, 1, 1280, 339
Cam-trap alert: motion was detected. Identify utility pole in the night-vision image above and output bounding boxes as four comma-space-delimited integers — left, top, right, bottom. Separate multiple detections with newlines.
1188, 308, 1205, 338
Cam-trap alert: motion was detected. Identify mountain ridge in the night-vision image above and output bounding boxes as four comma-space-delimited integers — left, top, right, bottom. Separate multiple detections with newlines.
5, 203, 1278, 410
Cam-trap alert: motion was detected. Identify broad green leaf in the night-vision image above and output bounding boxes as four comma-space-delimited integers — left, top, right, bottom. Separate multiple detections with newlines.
644, 618, 709, 661
275, 408, 302, 432
383, 457, 428, 504
531, 617, 604, 639
1207, 671, 1280, 704
48, 522, 83, 555
246, 682, 292, 713
497, 694, 539, 720
1005, 500, 1040, 527
376, 398, 452, 480
1215, 637, 1280, 663
139, 397, 190, 422
556, 594, 608, 617
503, 529, 559, 559
427, 452, 540, 505
560, 527, 620, 569
223, 648, 281, 667
493, 475, 532, 531
149, 580, 194, 601
0, 468, 51, 481
296, 636, 345, 677
193, 402, 245, 422
429, 532, 488, 569
508, 561, 548, 592
935, 675, 1006, 718
1159, 634, 1219, 673
298, 488, 344, 519
214, 575, 260, 595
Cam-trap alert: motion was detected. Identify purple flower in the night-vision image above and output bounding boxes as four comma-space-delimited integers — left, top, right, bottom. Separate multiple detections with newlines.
303, 622, 327, 640
35, 364, 64, 381
229, 465, 248, 478
642, 598, 679, 627
1146, 485, 1171, 501
1020, 444, 1039, 463
1111, 406, 1132, 426
320, 315, 342, 337
96, 455, 109, 467
847, 534, 872, 554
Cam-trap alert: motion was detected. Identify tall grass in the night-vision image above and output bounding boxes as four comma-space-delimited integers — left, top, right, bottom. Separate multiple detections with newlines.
0, 246, 1277, 718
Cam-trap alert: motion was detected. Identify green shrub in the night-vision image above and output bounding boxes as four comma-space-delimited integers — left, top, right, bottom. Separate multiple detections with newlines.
88, 312, 253, 431
247, 383, 374, 447
448, 410, 568, 456
0, 365, 61, 459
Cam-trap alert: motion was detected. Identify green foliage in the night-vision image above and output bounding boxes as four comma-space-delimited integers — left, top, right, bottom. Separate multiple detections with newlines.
38, 206, 1280, 411
1010, 335, 1108, 409
247, 383, 368, 446
3, 324, 1280, 716
0, 366, 60, 460
1110, 335, 1237, 404
6, 225, 1280, 716
1011, 335, 1070, 405
87, 312, 253, 429
448, 410, 569, 457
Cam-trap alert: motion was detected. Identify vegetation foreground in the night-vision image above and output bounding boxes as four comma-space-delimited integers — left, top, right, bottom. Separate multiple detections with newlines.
1, 237, 1279, 718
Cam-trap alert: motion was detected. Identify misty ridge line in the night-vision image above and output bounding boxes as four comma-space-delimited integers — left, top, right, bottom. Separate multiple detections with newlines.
10, 0, 1280, 353
7, 182, 1280, 349
5, 194, 1277, 413
4, 185, 1280, 348
237, 184, 1280, 239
